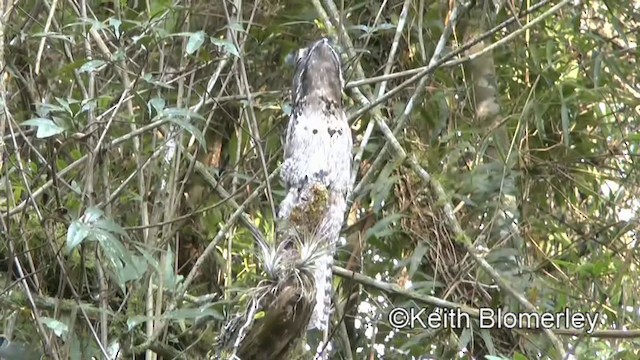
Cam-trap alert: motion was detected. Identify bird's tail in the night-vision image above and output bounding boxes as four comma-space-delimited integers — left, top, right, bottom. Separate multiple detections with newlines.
308, 242, 336, 332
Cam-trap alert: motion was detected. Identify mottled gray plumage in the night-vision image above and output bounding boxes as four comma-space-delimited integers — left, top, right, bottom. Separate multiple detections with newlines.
281, 38, 351, 199
278, 38, 353, 333
214, 38, 352, 360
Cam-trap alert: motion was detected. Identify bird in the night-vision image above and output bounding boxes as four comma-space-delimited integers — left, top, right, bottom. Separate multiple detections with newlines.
215, 38, 353, 360
278, 38, 353, 335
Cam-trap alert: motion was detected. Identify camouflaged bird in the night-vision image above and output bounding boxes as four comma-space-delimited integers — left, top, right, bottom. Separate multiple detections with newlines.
278, 38, 353, 334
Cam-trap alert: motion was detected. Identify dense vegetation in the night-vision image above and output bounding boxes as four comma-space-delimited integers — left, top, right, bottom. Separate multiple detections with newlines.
0, 0, 638, 359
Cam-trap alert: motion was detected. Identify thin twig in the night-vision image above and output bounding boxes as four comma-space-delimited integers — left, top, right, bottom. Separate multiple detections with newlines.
316, 0, 572, 356
345, 0, 553, 122
350, 0, 412, 189
407, 157, 567, 356
350, 0, 467, 199
224, 0, 278, 219
0, 270, 638, 340
333, 265, 638, 339
34, 0, 58, 75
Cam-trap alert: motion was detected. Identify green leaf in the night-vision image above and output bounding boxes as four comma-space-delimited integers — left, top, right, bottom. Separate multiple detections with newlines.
513, 353, 529, 360
364, 213, 405, 242
162, 248, 183, 290
479, 328, 496, 356
127, 315, 148, 331
370, 161, 400, 212
97, 229, 130, 263
83, 207, 104, 223
95, 218, 128, 237
211, 37, 240, 57
148, 97, 166, 115
117, 255, 148, 285
609, 15, 630, 47
168, 117, 206, 148
21, 118, 65, 138
41, 317, 69, 338
408, 244, 428, 278
458, 326, 472, 351
78, 60, 106, 73
142, 74, 174, 89
398, 330, 431, 351
108, 18, 122, 39
88, 18, 108, 32
226, 23, 245, 32
136, 246, 159, 270
66, 221, 91, 252
69, 207, 142, 291
55, 97, 75, 115
81, 99, 97, 114
165, 307, 223, 321
101, 244, 131, 292
36, 103, 66, 117
593, 51, 601, 87
156, 107, 206, 147
186, 31, 206, 55
351, 23, 396, 38
162, 107, 205, 121
254, 311, 266, 320
560, 89, 570, 147
545, 40, 555, 68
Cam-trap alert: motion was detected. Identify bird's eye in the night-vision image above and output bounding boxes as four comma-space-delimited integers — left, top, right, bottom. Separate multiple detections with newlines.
296, 48, 308, 63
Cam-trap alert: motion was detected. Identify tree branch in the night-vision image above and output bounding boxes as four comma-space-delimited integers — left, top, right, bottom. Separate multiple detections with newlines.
332, 265, 640, 339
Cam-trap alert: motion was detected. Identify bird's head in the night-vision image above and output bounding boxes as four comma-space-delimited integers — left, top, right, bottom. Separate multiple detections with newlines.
292, 38, 344, 107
